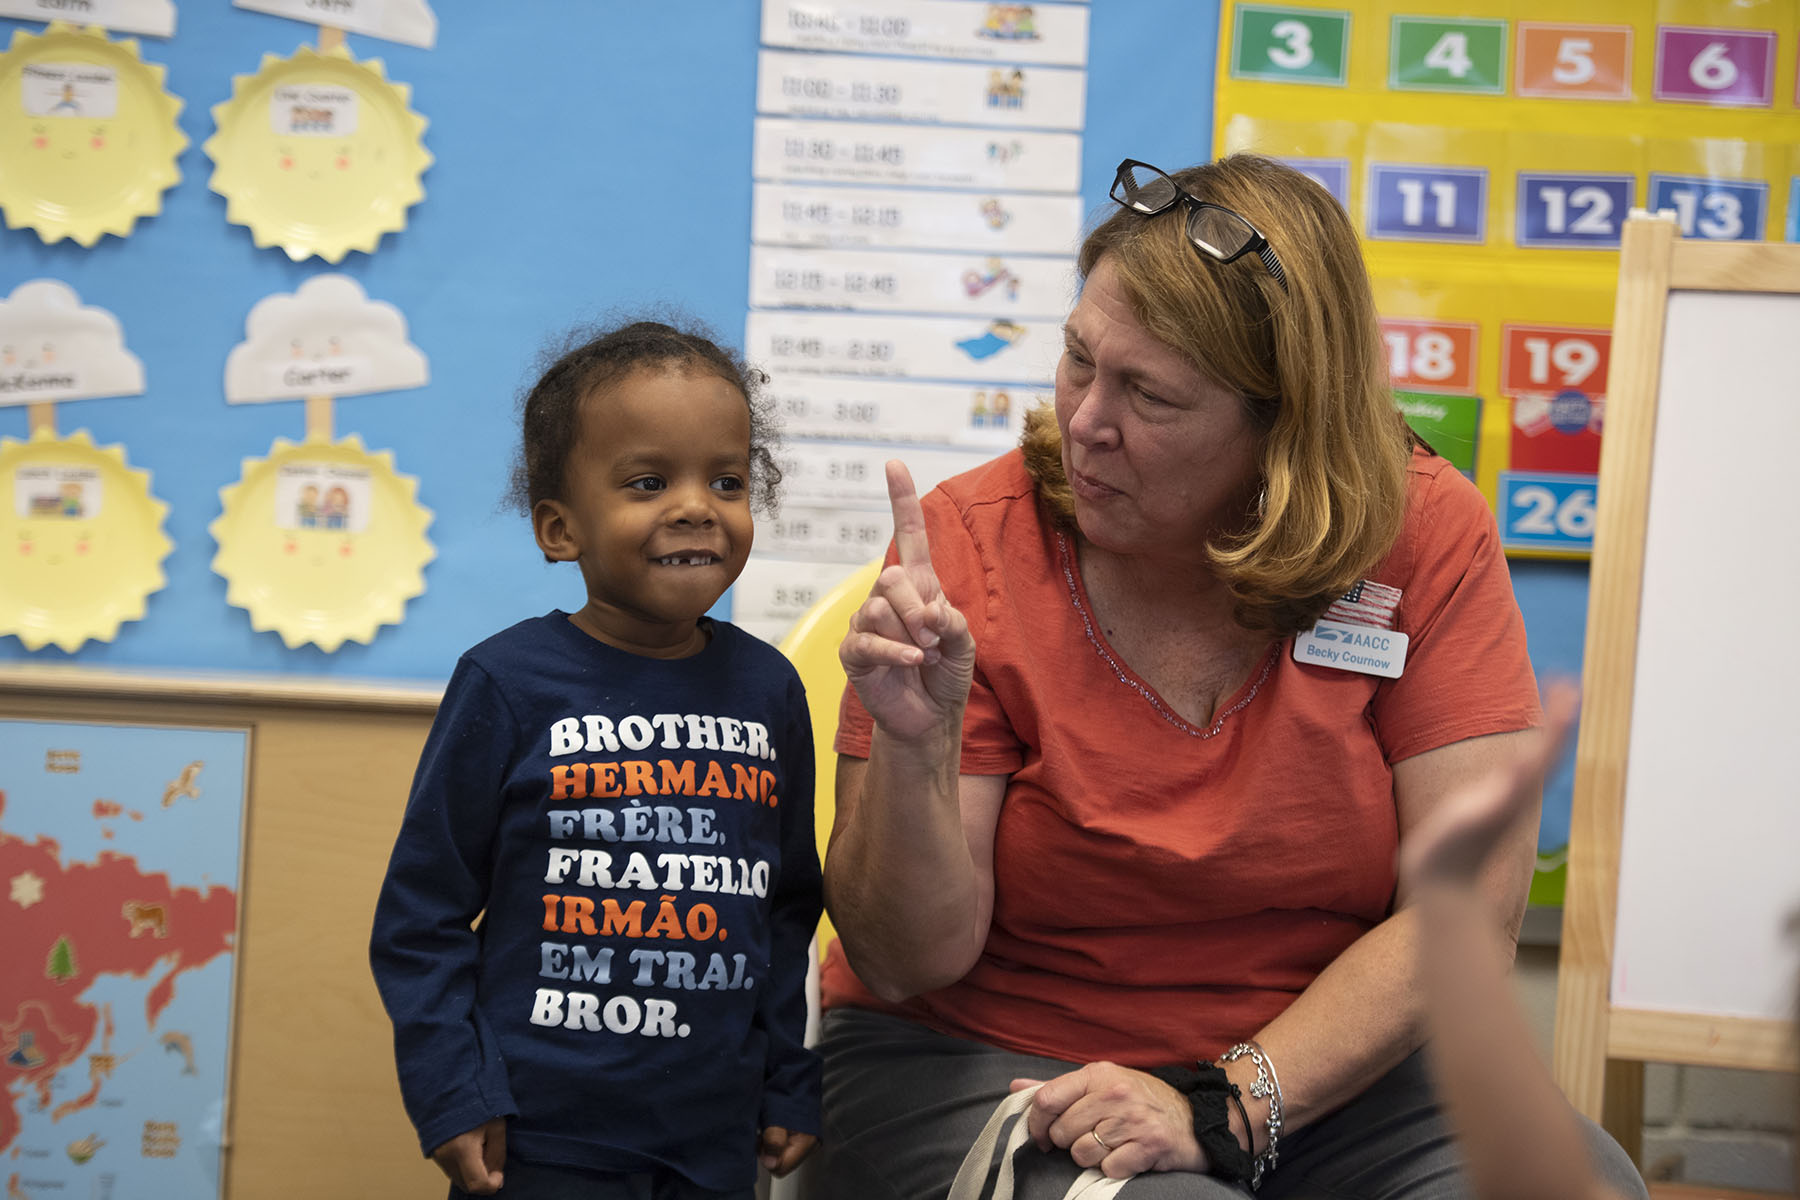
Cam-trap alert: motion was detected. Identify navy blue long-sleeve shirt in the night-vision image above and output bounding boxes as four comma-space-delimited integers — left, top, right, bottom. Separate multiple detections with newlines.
370, 612, 822, 1192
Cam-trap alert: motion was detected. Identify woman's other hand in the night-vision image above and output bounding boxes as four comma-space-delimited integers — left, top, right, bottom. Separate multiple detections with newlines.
1010, 1064, 1207, 1180
839, 461, 977, 742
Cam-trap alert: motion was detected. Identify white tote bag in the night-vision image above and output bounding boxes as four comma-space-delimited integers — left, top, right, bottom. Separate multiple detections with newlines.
947, 1085, 1132, 1200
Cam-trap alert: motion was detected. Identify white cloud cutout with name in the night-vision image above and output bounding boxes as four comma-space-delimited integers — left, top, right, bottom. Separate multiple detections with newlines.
0, 279, 145, 407
231, 0, 436, 49
0, 0, 176, 38
225, 274, 428, 403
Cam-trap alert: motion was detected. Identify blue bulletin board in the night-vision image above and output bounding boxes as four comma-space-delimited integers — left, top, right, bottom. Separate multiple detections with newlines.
0, 2, 1212, 678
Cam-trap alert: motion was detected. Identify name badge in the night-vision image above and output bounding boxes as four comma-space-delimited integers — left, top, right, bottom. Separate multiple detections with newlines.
1292, 619, 1409, 679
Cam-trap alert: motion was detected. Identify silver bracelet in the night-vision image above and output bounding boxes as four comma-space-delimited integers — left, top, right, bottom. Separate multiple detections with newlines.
1220, 1041, 1283, 1190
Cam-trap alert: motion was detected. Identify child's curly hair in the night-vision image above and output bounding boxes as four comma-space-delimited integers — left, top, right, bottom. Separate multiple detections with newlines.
508, 315, 782, 517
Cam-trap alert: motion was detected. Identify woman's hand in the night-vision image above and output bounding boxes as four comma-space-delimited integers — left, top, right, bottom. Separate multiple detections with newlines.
838, 461, 977, 743
1010, 1064, 1206, 1180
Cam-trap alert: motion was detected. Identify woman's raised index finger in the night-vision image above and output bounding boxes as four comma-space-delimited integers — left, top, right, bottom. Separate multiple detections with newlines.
886, 460, 933, 570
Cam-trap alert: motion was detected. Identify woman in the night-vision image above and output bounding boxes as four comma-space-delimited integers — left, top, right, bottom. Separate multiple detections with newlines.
811, 156, 1647, 1199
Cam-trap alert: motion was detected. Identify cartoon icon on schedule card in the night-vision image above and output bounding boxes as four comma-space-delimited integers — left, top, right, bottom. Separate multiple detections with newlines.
987, 140, 1025, 165
50, 82, 80, 115
962, 258, 1019, 300
58, 482, 83, 518
967, 388, 1014, 429
956, 320, 1026, 362
985, 69, 1026, 109
979, 197, 1012, 231
978, 4, 1040, 41
322, 485, 350, 530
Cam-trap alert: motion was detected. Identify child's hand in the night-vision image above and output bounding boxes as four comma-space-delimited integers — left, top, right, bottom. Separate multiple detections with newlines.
1399, 681, 1580, 892
758, 1125, 817, 1177
430, 1117, 506, 1195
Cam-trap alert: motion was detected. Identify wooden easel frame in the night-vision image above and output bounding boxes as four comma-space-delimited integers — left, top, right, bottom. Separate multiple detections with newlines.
1551, 213, 1800, 1125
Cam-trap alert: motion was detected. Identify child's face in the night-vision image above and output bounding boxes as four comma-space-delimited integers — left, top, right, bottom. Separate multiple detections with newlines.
542, 367, 754, 649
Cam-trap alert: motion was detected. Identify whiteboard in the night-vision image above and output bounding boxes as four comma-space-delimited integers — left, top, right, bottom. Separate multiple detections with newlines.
1554, 220, 1800, 1114
1610, 289, 1800, 1022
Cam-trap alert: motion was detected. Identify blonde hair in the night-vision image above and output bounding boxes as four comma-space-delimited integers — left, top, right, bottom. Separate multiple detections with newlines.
1023, 153, 1413, 636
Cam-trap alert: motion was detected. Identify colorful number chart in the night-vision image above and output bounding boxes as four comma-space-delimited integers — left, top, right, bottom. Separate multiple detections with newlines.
1215, 0, 1798, 558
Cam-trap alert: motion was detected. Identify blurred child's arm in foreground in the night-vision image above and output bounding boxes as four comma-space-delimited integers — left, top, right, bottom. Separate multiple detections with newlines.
1400, 683, 1625, 1200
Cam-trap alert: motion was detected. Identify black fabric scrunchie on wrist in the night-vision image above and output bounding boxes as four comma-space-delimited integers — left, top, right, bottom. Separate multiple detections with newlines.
1147, 1061, 1256, 1184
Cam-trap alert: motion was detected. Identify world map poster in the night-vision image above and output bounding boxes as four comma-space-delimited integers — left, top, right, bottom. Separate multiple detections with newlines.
1, 719, 248, 1200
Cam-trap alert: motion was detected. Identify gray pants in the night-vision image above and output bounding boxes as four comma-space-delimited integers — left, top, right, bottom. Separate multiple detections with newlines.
449, 1159, 751, 1200
803, 1008, 1649, 1200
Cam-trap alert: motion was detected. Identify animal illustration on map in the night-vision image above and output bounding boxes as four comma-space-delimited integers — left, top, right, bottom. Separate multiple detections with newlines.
160, 1031, 197, 1075
65, 1134, 103, 1164
122, 901, 168, 939
161, 761, 202, 807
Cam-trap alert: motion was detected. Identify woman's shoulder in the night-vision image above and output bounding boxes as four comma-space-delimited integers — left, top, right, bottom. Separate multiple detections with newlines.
1395, 448, 1499, 555
1368, 447, 1508, 618
920, 448, 1049, 555
929, 447, 1038, 514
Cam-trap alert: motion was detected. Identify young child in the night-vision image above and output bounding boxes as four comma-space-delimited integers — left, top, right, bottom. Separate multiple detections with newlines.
370, 319, 822, 1199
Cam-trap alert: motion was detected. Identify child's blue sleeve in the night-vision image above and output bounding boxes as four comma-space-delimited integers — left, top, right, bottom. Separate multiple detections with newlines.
755, 673, 824, 1135
369, 656, 521, 1157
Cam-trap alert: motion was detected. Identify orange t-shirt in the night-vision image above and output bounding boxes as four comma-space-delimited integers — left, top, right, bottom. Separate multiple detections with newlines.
823, 448, 1540, 1066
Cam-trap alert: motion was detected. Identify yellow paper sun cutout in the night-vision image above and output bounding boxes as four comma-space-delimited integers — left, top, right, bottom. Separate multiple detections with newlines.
0, 429, 173, 653
209, 434, 435, 652
204, 45, 431, 263
0, 22, 187, 247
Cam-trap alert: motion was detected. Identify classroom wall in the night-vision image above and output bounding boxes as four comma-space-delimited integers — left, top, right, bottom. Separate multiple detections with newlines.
15, 1, 1722, 1192
0, 5, 1588, 666
0, 0, 1594, 859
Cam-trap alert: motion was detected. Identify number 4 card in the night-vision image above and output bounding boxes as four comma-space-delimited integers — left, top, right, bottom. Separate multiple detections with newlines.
1389, 17, 1507, 94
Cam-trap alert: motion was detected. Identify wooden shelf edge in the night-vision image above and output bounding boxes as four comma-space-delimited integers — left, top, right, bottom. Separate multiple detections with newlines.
0, 662, 444, 714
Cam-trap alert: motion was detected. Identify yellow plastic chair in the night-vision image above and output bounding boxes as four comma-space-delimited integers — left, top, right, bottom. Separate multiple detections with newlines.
776, 557, 882, 961
767, 559, 879, 1200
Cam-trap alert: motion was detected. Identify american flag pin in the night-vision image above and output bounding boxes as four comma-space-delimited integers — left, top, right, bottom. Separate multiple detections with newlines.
1323, 580, 1401, 630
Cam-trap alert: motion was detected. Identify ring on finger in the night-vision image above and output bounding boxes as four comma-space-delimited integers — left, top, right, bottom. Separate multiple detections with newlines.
1090, 1128, 1112, 1152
